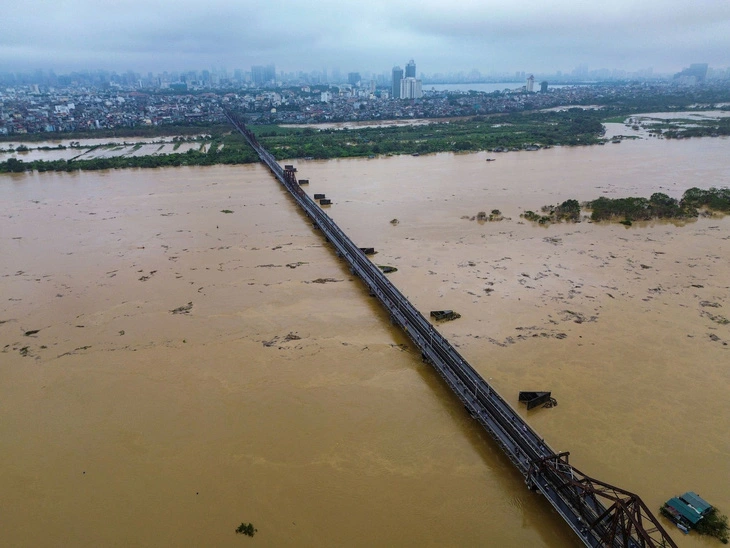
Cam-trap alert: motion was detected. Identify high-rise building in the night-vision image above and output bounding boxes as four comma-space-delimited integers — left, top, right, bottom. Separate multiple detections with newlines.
392, 66, 404, 99
405, 59, 416, 78
348, 72, 361, 86
540, 81, 549, 93
526, 74, 535, 92
251, 64, 276, 86
674, 63, 708, 84
400, 77, 422, 99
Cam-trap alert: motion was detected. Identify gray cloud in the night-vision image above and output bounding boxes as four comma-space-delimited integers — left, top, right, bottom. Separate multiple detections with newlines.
2, 0, 729, 74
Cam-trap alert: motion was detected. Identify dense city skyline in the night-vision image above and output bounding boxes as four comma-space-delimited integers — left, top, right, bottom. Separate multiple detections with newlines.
3, 0, 730, 76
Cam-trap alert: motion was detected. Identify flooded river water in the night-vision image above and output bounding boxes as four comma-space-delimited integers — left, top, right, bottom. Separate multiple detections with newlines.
1, 135, 729, 547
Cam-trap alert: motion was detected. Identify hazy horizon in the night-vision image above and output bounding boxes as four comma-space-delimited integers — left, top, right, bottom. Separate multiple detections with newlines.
2, 0, 730, 76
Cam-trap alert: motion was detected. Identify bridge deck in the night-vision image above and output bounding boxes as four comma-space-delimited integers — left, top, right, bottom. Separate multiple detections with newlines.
225, 111, 676, 548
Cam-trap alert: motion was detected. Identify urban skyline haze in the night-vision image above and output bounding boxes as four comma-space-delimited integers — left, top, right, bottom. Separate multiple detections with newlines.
2, 0, 730, 76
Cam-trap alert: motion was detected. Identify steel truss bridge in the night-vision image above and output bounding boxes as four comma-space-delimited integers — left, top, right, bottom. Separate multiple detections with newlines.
225, 110, 676, 548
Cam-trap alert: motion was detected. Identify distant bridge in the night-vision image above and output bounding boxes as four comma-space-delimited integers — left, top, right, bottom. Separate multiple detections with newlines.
225, 110, 677, 548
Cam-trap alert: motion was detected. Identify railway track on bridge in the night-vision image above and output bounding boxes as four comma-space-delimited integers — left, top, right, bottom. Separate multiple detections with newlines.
226, 111, 676, 548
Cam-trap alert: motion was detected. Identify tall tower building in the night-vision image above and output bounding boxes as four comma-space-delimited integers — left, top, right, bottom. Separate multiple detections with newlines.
674, 63, 708, 84
392, 66, 404, 99
526, 74, 535, 92
405, 59, 416, 78
251, 64, 276, 86
400, 77, 422, 99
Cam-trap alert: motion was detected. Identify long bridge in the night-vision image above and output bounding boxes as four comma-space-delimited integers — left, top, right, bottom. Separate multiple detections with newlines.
225, 110, 677, 548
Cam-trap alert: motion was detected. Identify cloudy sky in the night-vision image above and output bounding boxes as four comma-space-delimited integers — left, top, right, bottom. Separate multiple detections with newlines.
2, 0, 729, 76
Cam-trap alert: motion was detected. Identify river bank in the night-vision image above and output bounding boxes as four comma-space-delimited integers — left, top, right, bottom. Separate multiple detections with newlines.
3, 109, 730, 174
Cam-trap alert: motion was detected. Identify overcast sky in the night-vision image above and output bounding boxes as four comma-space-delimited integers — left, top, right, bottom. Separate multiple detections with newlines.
2, 0, 729, 76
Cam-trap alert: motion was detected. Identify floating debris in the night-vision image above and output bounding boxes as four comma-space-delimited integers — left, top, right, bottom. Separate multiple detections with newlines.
171, 302, 193, 314
430, 310, 461, 322
308, 278, 341, 284
263, 332, 303, 348
702, 311, 729, 325
519, 391, 557, 410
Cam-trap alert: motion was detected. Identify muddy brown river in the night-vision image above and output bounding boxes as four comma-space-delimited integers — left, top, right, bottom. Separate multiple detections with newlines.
1, 135, 729, 547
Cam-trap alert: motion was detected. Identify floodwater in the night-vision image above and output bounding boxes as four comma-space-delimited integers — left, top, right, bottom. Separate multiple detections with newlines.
1, 135, 729, 547
0, 137, 202, 162
280, 118, 444, 131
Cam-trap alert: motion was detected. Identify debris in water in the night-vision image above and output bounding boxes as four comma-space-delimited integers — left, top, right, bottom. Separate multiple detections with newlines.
430, 310, 461, 322
171, 302, 193, 314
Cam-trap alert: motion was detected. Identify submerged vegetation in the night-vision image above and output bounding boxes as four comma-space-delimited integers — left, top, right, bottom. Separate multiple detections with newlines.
1, 109, 608, 173
588, 193, 699, 222
681, 187, 730, 213
0, 123, 232, 143
521, 188, 730, 226
2, 105, 729, 175
0, 131, 259, 173
636, 115, 730, 140
235, 522, 257, 537
589, 188, 730, 222
254, 109, 607, 159
694, 508, 730, 544
521, 199, 582, 224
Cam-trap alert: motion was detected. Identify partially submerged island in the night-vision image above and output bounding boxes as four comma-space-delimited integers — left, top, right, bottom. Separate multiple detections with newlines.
521, 187, 730, 226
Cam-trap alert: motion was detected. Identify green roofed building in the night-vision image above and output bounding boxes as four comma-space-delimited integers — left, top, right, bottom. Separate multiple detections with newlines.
667, 497, 702, 525
665, 492, 713, 528
680, 492, 712, 515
